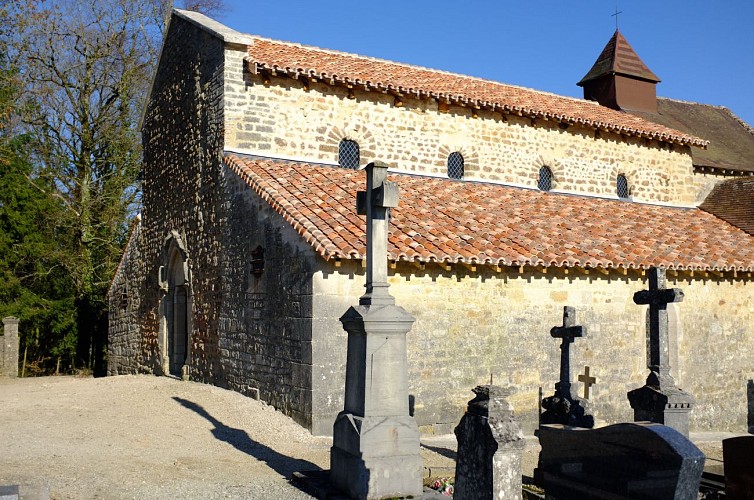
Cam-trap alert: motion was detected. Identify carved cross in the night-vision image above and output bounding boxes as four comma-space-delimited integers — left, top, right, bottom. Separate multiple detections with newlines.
551, 306, 586, 397
578, 366, 597, 399
357, 162, 399, 306
633, 267, 683, 389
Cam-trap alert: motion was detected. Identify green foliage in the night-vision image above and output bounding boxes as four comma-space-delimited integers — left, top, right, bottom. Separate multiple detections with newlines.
1, 0, 226, 375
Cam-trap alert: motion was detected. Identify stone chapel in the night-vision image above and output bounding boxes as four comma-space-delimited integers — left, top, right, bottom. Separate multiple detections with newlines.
108, 9, 754, 435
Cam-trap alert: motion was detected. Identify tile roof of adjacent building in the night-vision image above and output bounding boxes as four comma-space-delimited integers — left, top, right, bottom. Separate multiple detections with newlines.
244, 37, 706, 148
631, 98, 754, 173
225, 154, 754, 272
699, 177, 754, 235
578, 30, 660, 85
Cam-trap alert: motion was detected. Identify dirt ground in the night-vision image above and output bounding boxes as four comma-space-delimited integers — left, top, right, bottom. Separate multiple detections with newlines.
0, 375, 732, 499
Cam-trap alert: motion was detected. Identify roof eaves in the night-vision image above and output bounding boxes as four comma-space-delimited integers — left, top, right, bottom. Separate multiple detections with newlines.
224, 155, 349, 261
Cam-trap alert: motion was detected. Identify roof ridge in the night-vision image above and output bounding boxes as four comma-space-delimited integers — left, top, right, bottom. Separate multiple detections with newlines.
247, 35, 593, 104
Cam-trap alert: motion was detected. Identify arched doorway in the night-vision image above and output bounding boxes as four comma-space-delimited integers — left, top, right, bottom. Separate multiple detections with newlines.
159, 233, 192, 378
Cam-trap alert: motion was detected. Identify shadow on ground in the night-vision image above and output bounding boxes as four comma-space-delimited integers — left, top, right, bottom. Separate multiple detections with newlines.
172, 397, 321, 480
421, 443, 457, 461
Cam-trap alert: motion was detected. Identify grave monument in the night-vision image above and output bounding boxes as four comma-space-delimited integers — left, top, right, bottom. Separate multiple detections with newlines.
454, 385, 525, 500
628, 267, 695, 437
330, 162, 423, 499
540, 306, 594, 428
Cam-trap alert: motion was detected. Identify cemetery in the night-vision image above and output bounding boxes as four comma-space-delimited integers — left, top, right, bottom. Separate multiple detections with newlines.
102, 8, 754, 500
3, 4, 754, 500
292, 165, 749, 499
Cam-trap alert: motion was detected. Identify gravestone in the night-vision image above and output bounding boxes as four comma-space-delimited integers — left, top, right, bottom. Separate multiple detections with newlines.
628, 267, 694, 437
535, 422, 705, 500
540, 306, 594, 428
330, 162, 423, 499
1, 317, 19, 378
723, 435, 754, 500
454, 385, 525, 500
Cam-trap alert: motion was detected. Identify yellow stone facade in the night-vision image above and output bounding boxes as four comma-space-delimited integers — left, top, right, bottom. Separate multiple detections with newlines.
313, 263, 754, 433
223, 47, 701, 206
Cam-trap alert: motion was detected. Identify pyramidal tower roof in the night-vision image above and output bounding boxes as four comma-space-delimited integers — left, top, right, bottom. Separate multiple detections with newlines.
578, 30, 660, 86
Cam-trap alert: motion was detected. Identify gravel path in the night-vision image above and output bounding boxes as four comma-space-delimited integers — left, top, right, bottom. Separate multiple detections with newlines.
1, 375, 330, 499
0, 375, 732, 499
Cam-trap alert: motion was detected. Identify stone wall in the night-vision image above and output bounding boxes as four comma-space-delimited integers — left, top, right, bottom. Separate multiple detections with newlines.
108, 15, 227, 382
313, 262, 754, 435
218, 169, 317, 429
107, 221, 146, 374
223, 48, 698, 206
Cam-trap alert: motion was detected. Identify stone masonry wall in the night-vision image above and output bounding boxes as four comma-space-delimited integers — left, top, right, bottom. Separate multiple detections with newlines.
109, 18, 318, 431
223, 48, 698, 206
110, 15, 227, 381
107, 221, 145, 374
314, 262, 754, 435
218, 168, 317, 429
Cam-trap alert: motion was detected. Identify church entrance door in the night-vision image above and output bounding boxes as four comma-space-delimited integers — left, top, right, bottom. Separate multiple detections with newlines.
162, 236, 191, 378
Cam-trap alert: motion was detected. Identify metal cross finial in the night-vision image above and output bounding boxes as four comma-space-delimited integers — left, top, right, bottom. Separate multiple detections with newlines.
612, 6, 623, 30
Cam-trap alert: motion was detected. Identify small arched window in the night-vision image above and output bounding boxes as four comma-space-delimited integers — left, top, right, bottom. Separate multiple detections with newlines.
338, 139, 360, 169
616, 174, 630, 199
538, 166, 553, 191
447, 152, 464, 179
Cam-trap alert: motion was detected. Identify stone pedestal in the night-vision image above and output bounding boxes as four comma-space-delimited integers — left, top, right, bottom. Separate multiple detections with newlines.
330, 304, 423, 500
628, 384, 694, 438
541, 385, 594, 429
2, 317, 20, 378
454, 385, 524, 500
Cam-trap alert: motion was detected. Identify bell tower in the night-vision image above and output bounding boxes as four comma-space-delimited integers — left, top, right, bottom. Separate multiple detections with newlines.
578, 30, 660, 113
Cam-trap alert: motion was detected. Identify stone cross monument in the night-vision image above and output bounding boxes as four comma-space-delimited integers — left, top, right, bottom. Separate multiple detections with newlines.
330, 162, 423, 499
628, 267, 694, 437
541, 306, 594, 428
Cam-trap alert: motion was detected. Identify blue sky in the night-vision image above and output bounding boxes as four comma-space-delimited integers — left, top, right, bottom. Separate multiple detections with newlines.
217, 1, 754, 126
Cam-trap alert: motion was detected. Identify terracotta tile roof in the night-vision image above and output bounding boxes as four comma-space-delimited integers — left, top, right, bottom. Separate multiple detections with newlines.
225, 155, 754, 272
245, 38, 706, 148
631, 98, 754, 173
578, 30, 660, 85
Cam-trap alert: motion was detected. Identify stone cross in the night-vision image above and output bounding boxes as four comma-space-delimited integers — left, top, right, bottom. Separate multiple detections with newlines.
331, 161, 422, 499
551, 306, 585, 397
578, 366, 596, 399
357, 161, 399, 306
628, 266, 693, 437
541, 306, 594, 428
633, 267, 683, 389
